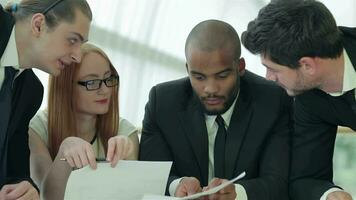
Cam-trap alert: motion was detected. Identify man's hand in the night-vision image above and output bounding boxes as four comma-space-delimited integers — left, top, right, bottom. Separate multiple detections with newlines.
201, 178, 236, 200
327, 191, 353, 200
175, 177, 202, 197
0, 181, 39, 200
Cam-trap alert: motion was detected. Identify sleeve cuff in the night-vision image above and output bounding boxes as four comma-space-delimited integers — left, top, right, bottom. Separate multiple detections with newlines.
320, 187, 343, 200
169, 178, 183, 196
235, 183, 248, 200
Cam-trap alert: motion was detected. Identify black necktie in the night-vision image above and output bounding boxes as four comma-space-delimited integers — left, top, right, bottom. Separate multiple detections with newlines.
0, 67, 18, 180
214, 115, 227, 179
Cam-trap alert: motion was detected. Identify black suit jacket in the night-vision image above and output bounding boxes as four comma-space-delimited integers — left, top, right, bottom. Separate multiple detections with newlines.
139, 71, 293, 200
290, 27, 356, 199
0, 6, 43, 188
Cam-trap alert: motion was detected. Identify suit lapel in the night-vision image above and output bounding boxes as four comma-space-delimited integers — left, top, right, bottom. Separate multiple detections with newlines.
0, 8, 16, 179
0, 6, 15, 57
178, 95, 209, 185
335, 90, 356, 130
225, 80, 253, 179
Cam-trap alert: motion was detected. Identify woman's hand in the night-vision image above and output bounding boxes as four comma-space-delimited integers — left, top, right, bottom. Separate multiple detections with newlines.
58, 137, 97, 169
106, 135, 133, 167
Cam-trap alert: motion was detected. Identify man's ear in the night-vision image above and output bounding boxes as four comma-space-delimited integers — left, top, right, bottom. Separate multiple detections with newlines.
185, 63, 189, 73
238, 57, 246, 76
31, 13, 46, 37
299, 57, 318, 76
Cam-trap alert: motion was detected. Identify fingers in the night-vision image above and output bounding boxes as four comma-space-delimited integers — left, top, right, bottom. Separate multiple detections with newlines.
63, 155, 76, 168
1, 184, 16, 194
86, 147, 97, 169
72, 153, 83, 169
106, 138, 116, 163
106, 136, 132, 168
4, 181, 39, 200
207, 178, 223, 189
60, 137, 96, 170
16, 184, 39, 200
5, 182, 27, 199
217, 180, 234, 194
175, 177, 202, 197
204, 178, 236, 200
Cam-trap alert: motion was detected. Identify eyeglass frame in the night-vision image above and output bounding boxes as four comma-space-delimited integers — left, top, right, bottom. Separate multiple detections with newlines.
42, 0, 65, 15
77, 75, 120, 91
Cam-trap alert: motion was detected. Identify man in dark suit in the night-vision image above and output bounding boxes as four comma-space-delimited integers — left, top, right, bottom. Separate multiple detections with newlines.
242, 0, 355, 199
139, 19, 293, 200
0, 1, 92, 199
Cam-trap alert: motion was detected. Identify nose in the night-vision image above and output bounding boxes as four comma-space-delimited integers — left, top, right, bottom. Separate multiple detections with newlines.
71, 46, 82, 63
203, 79, 218, 95
266, 69, 277, 82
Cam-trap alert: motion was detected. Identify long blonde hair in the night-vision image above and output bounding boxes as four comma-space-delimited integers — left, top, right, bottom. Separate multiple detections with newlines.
47, 43, 119, 159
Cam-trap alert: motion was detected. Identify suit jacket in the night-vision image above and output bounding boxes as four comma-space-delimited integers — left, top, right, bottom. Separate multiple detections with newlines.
139, 71, 293, 200
290, 27, 356, 200
0, 6, 43, 188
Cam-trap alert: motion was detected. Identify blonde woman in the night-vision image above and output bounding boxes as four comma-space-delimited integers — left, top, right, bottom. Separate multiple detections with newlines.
28, 43, 139, 200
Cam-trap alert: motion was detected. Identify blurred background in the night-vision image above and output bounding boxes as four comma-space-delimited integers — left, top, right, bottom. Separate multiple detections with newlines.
1, 0, 355, 197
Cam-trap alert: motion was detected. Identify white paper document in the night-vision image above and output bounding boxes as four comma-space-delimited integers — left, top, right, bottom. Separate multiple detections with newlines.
142, 171, 246, 200
64, 160, 172, 200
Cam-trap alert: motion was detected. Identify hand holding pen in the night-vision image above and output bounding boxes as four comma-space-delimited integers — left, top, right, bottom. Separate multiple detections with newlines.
58, 137, 97, 170
58, 135, 133, 169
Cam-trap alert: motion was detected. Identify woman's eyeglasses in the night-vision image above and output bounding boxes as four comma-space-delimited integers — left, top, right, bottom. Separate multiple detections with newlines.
77, 76, 119, 91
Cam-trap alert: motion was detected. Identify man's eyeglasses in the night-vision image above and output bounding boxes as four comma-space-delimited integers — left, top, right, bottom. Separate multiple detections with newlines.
77, 76, 119, 91
42, 0, 65, 15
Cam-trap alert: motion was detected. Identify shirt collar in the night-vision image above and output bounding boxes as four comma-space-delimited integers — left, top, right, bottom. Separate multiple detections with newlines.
329, 49, 356, 96
205, 90, 240, 130
0, 27, 20, 70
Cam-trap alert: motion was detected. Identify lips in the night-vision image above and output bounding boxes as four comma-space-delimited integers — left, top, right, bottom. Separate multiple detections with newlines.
95, 99, 108, 104
203, 97, 224, 106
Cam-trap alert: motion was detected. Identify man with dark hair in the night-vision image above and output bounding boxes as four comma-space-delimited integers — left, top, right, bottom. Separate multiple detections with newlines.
242, 0, 355, 199
0, 0, 92, 199
140, 19, 293, 200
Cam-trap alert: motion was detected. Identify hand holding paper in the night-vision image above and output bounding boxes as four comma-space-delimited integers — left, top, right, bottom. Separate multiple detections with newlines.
142, 171, 246, 200
175, 177, 202, 197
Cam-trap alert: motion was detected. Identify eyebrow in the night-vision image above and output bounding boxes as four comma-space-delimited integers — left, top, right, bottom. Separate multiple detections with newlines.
81, 71, 111, 79
71, 32, 87, 43
190, 68, 232, 76
215, 68, 232, 75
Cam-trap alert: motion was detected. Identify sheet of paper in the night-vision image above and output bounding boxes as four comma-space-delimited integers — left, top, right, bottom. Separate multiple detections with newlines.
64, 160, 172, 200
142, 171, 246, 200
142, 195, 180, 200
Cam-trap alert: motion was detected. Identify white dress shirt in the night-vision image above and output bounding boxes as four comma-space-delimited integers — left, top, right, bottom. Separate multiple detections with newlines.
321, 49, 355, 200
169, 91, 248, 200
329, 49, 356, 98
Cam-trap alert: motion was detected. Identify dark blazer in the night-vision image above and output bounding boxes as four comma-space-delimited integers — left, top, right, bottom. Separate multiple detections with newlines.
0, 6, 43, 188
290, 27, 356, 200
139, 71, 293, 200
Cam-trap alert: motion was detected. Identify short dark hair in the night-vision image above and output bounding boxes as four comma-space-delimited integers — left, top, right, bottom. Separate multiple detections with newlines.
185, 19, 241, 60
241, 0, 343, 68
6, 0, 92, 29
